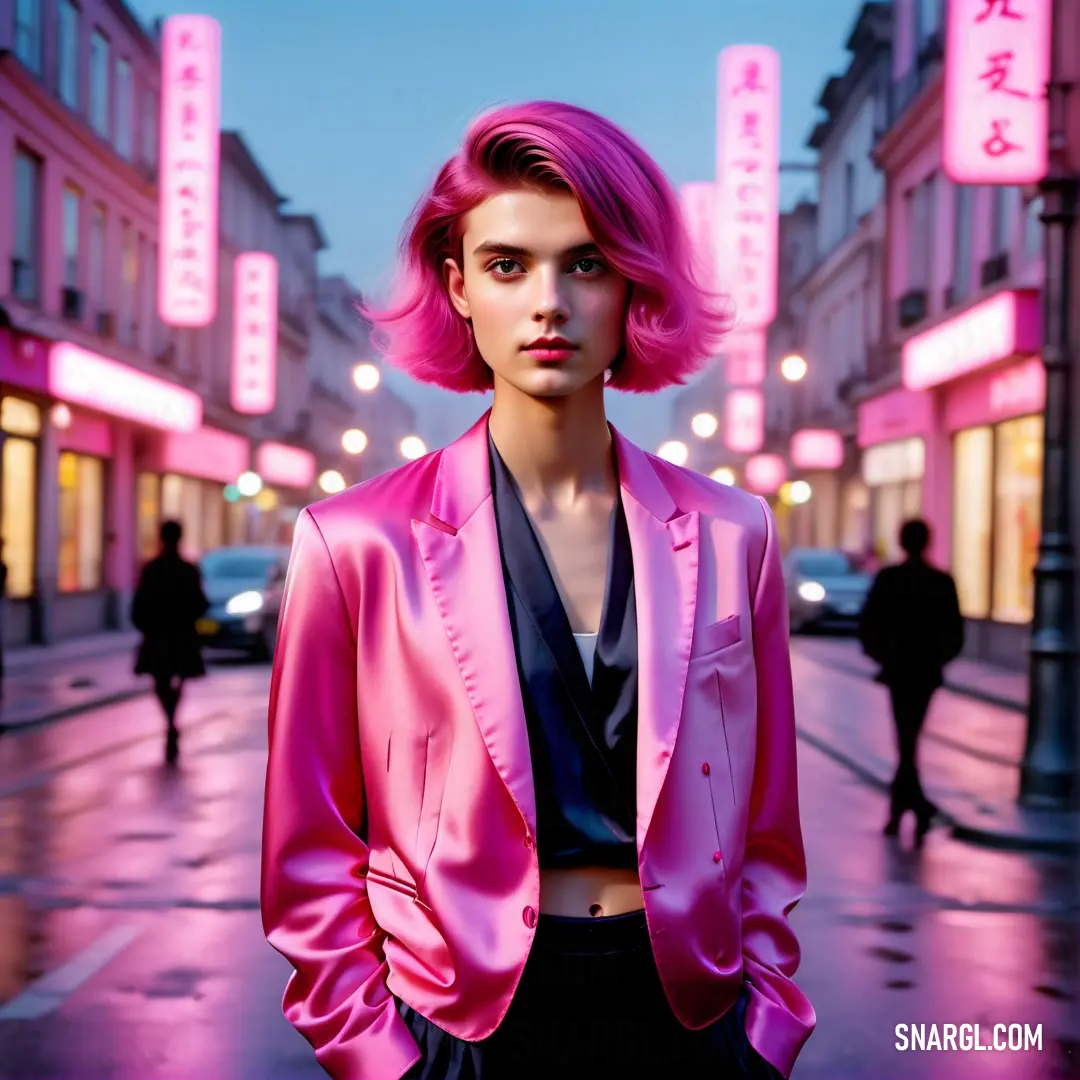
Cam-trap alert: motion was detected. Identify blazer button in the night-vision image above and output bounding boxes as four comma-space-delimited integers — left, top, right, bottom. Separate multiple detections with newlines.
702, 762, 711, 776
713, 851, 722, 864
523, 906, 537, 928
523, 832, 535, 848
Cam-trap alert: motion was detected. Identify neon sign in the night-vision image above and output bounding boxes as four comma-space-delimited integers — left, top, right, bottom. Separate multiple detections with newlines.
680, 182, 719, 290
902, 289, 1040, 390
724, 388, 764, 454
744, 454, 787, 495
716, 45, 780, 330
49, 343, 202, 432
256, 442, 316, 489
942, 0, 1052, 184
724, 329, 767, 386
231, 252, 278, 414
791, 429, 844, 470
159, 15, 222, 326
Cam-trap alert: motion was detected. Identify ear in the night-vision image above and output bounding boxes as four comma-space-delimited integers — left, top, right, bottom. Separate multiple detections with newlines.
443, 257, 471, 320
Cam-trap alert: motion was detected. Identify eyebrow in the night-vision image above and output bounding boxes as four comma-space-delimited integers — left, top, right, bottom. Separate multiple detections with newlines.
471, 241, 602, 259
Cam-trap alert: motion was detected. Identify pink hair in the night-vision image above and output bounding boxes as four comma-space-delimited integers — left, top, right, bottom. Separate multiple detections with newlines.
362, 100, 733, 394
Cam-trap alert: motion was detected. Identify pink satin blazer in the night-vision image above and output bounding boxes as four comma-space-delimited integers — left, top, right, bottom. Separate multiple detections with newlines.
261, 412, 815, 1079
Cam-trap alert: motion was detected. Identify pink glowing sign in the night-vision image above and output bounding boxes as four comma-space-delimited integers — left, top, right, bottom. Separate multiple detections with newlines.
680, 182, 719, 289
256, 442, 316, 489
159, 15, 222, 327
49, 343, 202, 432
232, 252, 279, 414
716, 45, 780, 330
724, 388, 765, 454
791, 429, 844, 470
942, 0, 1052, 184
744, 453, 787, 495
902, 289, 1040, 390
724, 330, 767, 386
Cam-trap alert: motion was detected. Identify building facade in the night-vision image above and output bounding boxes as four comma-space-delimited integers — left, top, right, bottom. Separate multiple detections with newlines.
857, 0, 1048, 667
779, 2, 891, 555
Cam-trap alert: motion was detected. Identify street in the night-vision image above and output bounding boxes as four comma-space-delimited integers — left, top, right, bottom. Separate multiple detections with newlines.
0, 650, 1074, 1080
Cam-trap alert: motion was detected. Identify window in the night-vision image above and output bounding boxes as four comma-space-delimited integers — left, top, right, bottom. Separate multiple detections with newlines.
162, 473, 205, 560
90, 30, 110, 136
952, 185, 975, 300
15, 0, 42, 73
136, 472, 161, 565
57, 0, 81, 107
141, 90, 158, 168
119, 220, 137, 344
952, 426, 993, 618
917, 0, 943, 51
991, 186, 1016, 256
0, 397, 41, 600
57, 451, 105, 592
842, 161, 856, 234
1025, 196, 1044, 261
63, 184, 81, 289
13, 148, 42, 302
992, 415, 1043, 623
114, 58, 133, 158
89, 203, 106, 312
905, 175, 935, 290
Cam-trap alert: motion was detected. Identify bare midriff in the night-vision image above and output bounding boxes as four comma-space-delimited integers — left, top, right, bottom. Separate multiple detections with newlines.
539, 866, 644, 917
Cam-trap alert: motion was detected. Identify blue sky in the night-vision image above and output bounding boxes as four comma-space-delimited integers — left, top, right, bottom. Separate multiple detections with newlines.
131, 0, 868, 450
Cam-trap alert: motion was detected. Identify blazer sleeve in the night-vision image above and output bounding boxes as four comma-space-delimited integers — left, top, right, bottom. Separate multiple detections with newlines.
261, 509, 421, 1080
741, 497, 816, 1078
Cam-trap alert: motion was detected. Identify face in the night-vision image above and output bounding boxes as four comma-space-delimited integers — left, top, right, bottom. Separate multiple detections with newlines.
444, 188, 629, 399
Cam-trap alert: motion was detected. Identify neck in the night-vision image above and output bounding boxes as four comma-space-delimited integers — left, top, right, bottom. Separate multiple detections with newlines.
487, 377, 615, 507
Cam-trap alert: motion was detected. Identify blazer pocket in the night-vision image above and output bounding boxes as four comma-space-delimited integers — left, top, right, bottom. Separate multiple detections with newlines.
692, 613, 742, 658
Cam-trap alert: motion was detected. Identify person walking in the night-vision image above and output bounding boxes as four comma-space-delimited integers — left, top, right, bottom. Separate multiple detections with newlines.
131, 520, 209, 765
858, 518, 965, 842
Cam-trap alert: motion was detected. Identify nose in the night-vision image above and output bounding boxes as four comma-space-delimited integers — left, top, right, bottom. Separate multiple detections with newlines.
531, 266, 569, 325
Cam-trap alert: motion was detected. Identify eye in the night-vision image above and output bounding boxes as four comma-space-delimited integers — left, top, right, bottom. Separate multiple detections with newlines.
489, 258, 523, 276
571, 257, 605, 275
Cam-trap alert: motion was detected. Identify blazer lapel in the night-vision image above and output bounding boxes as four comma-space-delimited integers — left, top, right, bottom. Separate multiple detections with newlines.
612, 427, 700, 849
411, 412, 537, 835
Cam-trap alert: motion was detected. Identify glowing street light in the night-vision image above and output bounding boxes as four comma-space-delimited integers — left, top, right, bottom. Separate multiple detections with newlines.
342, 428, 368, 455
319, 469, 347, 495
657, 440, 689, 466
710, 466, 736, 486
353, 362, 380, 392
237, 470, 263, 497
781, 353, 808, 382
400, 435, 427, 460
691, 411, 719, 438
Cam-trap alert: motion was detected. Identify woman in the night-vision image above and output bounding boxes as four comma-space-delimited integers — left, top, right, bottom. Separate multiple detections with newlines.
262, 101, 815, 1079
131, 519, 209, 764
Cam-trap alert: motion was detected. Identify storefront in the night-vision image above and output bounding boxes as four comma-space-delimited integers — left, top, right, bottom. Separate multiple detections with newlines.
251, 441, 317, 546
856, 387, 934, 564
135, 425, 251, 564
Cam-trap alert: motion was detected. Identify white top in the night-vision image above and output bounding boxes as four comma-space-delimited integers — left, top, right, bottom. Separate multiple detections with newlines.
573, 631, 599, 685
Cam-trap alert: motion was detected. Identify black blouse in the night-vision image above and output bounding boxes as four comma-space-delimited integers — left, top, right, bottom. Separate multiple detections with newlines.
488, 432, 639, 871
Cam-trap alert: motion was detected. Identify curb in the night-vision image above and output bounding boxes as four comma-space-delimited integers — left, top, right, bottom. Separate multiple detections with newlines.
0, 687, 150, 737
798, 651, 1025, 715
795, 724, 1074, 856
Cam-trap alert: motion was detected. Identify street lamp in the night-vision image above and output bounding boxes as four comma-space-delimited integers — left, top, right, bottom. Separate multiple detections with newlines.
237, 471, 262, 497
780, 353, 808, 382
353, 362, 380, 392
657, 440, 689, 466
710, 466, 736, 486
400, 435, 426, 460
691, 412, 719, 438
319, 469, 346, 495
342, 428, 368, 455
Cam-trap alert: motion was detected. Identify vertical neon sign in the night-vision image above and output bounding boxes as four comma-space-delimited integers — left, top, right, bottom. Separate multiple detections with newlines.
159, 15, 222, 326
724, 329, 767, 386
744, 453, 787, 495
231, 252, 278, 414
724, 388, 765, 453
680, 182, 719, 289
716, 45, 780, 330
942, 0, 1052, 184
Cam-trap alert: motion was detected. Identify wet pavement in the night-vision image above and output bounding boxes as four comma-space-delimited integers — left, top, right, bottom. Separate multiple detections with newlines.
0, 653, 1075, 1079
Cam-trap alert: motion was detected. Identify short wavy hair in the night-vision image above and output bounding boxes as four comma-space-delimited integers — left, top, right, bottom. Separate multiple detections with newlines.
362, 100, 733, 394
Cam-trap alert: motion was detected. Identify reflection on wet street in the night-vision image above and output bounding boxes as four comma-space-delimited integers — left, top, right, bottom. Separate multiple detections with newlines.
0, 656, 1075, 1079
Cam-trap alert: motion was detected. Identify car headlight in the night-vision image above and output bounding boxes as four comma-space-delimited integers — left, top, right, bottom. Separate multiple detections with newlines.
797, 581, 826, 603
225, 590, 265, 616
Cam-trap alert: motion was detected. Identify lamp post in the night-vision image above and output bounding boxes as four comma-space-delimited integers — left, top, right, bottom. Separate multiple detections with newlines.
1020, 3, 1078, 808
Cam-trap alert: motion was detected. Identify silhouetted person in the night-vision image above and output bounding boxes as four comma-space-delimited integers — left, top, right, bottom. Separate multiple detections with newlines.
131, 520, 209, 764
858, 519, 964, 843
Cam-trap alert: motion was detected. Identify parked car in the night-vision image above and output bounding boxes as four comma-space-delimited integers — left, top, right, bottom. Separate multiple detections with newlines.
196, 545, 290, 659
783, 547, 872, 634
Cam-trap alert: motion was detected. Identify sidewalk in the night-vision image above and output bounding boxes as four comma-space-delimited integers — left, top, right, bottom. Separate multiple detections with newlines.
0, 631, 148, 733
793, 634, 1028, 712
790, 642, 1077, 856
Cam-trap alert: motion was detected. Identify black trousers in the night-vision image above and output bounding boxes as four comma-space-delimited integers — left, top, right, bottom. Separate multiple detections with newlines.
398, 910, 781, 1079
887, 683, 936, 819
